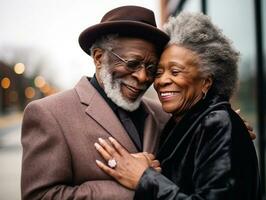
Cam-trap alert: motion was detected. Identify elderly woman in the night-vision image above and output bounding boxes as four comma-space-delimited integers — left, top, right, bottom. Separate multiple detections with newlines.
94, 12, 262, 200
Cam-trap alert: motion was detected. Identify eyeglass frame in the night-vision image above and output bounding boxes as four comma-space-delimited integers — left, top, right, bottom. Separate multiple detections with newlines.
103, 48, 158, 78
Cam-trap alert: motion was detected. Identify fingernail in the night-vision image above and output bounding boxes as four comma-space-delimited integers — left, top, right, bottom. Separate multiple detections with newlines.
96, 160, 101, 164
98, 138, 104, 143
108, 137, 114, 142
94, 143, 100, 150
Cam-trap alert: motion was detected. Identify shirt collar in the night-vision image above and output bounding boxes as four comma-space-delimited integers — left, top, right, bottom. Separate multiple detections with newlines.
90, 74, 119, 112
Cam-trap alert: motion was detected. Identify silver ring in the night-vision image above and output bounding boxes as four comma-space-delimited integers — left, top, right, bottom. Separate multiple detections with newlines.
108, 158, 117, 168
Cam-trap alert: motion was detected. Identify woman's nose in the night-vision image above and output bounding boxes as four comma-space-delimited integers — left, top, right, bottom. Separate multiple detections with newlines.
156, 73, 172, 86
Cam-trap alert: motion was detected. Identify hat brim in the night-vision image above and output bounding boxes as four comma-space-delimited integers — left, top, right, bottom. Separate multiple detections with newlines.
79, 20, 169, 55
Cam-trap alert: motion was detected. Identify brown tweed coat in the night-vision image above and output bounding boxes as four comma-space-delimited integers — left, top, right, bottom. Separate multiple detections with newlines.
21, 76, 169, 200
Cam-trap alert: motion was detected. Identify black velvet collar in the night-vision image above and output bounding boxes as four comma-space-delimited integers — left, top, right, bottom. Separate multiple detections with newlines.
157, 93, 230, 162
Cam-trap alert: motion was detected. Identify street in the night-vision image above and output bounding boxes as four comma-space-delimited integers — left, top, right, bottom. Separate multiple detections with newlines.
0, 113, 23, 200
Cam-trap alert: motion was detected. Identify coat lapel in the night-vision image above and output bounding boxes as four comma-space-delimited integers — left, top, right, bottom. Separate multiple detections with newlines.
75, 76, 138, 152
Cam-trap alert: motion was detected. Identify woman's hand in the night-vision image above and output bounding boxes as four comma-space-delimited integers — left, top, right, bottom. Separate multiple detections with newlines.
94, 137, 160, 190
131, 153, 161, 173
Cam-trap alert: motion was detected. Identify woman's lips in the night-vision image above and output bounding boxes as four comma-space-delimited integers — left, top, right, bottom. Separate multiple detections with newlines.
159, 91, 180, 101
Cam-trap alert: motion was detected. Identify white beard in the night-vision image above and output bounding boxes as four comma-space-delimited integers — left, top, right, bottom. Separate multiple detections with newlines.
99, 63, 146, 111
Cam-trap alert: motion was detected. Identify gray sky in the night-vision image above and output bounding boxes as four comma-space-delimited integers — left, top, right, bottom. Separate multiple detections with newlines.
0, 0, 160, 89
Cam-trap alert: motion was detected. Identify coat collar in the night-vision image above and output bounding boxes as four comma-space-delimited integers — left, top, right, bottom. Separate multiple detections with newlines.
74, 76, 160, 153
75, 76, 137, 152
157, 95, 230, 163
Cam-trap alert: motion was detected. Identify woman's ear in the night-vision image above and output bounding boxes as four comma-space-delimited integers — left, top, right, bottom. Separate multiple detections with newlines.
92, 48, 104, 69
202, 76, 213, 94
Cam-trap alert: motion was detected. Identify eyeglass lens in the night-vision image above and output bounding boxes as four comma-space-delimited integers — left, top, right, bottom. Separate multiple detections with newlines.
107, 49, 158, 77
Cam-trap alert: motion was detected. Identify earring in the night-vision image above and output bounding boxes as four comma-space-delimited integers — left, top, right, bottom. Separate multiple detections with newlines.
202, 91, 207, 99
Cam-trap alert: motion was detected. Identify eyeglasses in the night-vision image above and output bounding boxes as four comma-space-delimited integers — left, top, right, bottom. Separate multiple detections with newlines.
104, 48, 158, 78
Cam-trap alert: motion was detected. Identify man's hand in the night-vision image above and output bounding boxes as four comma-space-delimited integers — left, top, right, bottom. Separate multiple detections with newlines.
235, 109, 256, 140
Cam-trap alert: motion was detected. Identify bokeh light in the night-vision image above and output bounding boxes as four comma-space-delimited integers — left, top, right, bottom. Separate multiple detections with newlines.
14, 63, 25, 74
25, 87, 35, 99
1, 77, 11, 89
34, 76, 46, 88
40, 84, 50, 94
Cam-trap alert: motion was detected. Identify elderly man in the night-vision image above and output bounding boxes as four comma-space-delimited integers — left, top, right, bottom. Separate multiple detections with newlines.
21, 5, 170, 200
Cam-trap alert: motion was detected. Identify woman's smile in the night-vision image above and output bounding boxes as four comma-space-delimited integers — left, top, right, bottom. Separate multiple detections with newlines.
159, 91, 180, 101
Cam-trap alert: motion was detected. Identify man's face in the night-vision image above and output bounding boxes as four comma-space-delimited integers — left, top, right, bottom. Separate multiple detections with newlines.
97, 37, 159, 111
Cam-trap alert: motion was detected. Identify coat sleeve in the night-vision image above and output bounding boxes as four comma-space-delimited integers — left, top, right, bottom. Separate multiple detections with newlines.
21, 101, 134, 200
134, 110, 234, 200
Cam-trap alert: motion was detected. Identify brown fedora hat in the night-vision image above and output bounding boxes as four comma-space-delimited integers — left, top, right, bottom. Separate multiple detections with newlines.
79, 5, 169, 55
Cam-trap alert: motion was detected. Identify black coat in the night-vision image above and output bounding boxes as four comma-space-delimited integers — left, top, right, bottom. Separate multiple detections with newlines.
134, 94, 262, 200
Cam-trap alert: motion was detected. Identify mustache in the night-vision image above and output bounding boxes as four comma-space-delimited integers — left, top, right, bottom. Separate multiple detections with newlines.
100, 62, 150, 90
121, 79, 149, 90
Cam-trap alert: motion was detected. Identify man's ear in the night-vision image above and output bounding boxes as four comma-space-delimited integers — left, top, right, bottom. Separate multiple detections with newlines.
92, 48, 104, 69
202, 76, 213, 94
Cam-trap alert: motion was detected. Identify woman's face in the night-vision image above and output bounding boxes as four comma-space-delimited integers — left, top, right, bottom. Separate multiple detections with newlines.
154, 45, 212, 118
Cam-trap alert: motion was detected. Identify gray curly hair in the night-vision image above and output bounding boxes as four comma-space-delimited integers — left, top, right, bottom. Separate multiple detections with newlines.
163, 12, 239, 99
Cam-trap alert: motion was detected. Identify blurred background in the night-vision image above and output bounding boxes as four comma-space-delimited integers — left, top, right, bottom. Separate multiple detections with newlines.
0, 0, 265, 199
